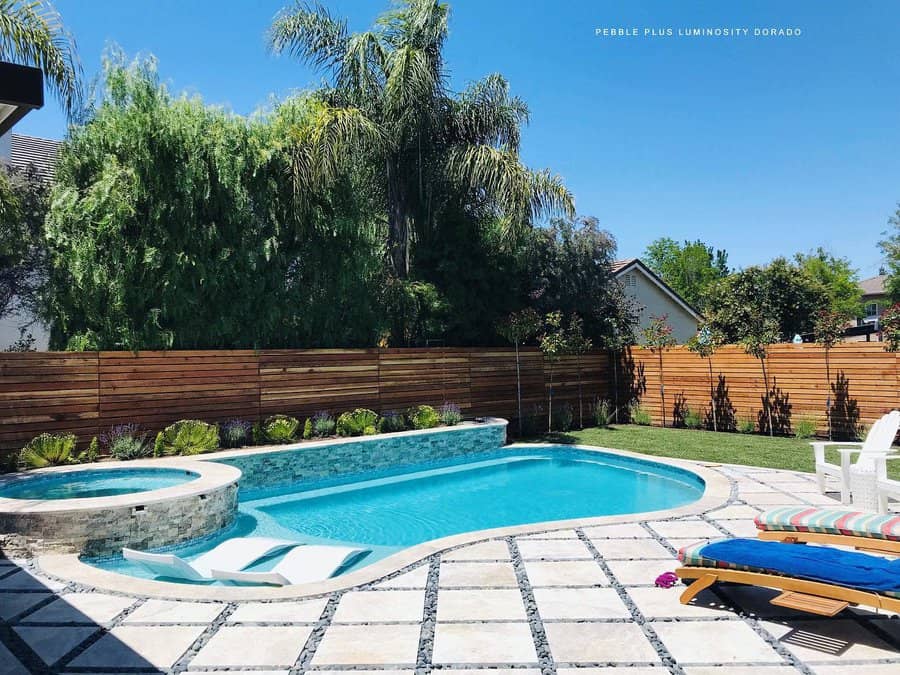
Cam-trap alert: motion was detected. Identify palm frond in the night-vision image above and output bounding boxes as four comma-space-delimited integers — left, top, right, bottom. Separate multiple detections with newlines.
449, 73, 529, 150
338, 31, 386, 101
0, 0, 82, 115
384, 44, 438, 121
268, 1, 349, 72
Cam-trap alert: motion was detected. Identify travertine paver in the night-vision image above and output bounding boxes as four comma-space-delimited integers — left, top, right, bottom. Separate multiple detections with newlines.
191, 625, 312, 667
70, 624, 206, 668
437, 588, 527, 621
332, 589, 424, 622
311, 624, 421, 665
1, 461, 898, 674
652, 621, 785, 664
123, 598, 226, 623
22, 591, 133, 624
227, 598, 329, 623
544, 622, 659, 663
432, 621, 537, 663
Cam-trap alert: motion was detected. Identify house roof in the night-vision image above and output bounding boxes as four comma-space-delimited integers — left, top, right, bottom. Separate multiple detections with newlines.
5, 133, 61, 181
859, 274, 887, 297
611, 257, 703, 321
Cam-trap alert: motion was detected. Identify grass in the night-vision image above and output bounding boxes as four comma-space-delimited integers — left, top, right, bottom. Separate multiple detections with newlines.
532, 424, 900, 480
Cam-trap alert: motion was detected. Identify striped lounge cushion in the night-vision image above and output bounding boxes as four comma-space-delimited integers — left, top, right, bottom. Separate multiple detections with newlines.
677, 540, 757, 572
754, 507, 900, 541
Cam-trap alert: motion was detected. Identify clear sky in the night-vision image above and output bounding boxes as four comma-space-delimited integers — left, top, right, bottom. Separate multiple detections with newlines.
15, 0, 900, 277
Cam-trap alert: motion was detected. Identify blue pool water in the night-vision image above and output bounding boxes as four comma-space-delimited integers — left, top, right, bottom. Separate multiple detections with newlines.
0, 468, 199, 500
88, 446, 703, 582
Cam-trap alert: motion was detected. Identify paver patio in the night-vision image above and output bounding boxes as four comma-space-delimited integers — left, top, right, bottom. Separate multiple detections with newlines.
1, 461, 898, 674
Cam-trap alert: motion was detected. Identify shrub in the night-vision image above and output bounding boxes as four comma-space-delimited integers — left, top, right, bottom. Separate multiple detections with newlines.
738, 417, 755, 434
19, 433, 77, 469
221, 419, 252, 448
0, 452, 17, 473
683, 407, 703, 430
630, 404, 652, 426
303, 418, 313, 439
594, 398, 613, 428
439, 402, 462, 426
408, 405, 440, 430
102, 424, 151, 460
794, 415, 817, 439
262, 415, 300, 444
157, 420, 220, 455
75, 436, 100, 464
311, 411, 336, 437
363, 425, 377, 435
552, 401, 574, 432
153, 431, 165, 457
378, 410, 408, 433
521, 403, 544, 437
337, 408, 379, 436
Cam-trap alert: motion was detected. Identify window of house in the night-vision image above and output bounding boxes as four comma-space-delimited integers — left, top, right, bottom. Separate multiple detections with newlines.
866, 302, 879, 317
623, 273, 636, 288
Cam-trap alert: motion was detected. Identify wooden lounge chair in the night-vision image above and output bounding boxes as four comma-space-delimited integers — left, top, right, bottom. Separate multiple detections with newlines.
676, 538, 900, 616
753, 506, 900, 556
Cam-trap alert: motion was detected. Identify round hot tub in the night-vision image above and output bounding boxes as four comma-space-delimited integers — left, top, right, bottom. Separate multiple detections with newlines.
0, 460, 241, 557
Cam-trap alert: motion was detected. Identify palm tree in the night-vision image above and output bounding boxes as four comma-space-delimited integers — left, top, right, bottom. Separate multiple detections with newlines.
269, 0, 574, 277
0, 0, 81, 115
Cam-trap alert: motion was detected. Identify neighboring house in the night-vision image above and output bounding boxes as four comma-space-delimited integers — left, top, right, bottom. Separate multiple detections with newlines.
0, 131, 61, 351
612, 258, 702, 344
858, 274, 888, 327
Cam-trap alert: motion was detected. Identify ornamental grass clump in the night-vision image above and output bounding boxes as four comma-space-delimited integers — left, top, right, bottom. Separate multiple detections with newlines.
629, 403, 652, 426
593, 399, 613, 428
337, 408, 379, 436
378, 410, 408, 433
794, 415, 817, 439
221, 419, 252, 448
303, 411, 336, 439
156, 420, 220, 455
439, 402, 462, 426
552, 401, 574, 432
102, 423, 152, 460
19, 433, 77, 469
408, 404, 440, 430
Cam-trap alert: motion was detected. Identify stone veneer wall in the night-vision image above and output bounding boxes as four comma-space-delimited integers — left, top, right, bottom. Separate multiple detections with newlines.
0, 482, 238, 558
213, 420, 508, 492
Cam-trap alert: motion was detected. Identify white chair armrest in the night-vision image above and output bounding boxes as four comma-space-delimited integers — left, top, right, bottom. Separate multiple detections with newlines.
810, 442, 864, 448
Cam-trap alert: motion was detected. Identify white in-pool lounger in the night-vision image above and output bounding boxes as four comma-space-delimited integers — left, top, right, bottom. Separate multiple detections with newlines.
210, 544, 367, 586
123, 537, 298, 582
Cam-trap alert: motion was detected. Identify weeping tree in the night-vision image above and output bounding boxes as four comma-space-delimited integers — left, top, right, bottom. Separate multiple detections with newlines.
685, 322, 725, 432
497, 308, 541, 436
0, 0, 81, 115
813, 309, 851, 440
268, 0, 574, 278
641, 314, 676, 427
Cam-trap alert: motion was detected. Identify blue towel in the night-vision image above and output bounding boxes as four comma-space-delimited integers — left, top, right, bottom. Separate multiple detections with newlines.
700, 538, 900, 593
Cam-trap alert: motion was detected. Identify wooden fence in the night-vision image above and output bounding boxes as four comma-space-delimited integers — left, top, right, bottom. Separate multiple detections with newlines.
3, 342, 897, 459
614, 342, 899, 436
0, 348, 610, 454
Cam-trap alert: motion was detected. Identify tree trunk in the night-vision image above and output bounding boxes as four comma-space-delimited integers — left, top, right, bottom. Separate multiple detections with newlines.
515, 341, 523, 437
612, 349, 619, 423
708, 357, 717, 432
659, 350, 667, 427
577, 354, 583, 429
761, 357, 774, 437
386, 159, 411, 278
547, 363, 553, 433
825, 347, 832, 441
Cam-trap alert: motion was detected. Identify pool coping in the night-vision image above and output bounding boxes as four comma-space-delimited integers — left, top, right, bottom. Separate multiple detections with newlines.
0, 460, 240, 514
35, 443, 730, 600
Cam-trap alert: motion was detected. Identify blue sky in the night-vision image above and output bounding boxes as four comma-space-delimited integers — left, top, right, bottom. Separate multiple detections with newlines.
16, 0, 900, 277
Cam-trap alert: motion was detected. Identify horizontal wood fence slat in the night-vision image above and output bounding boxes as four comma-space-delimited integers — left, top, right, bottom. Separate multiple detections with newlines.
3, 342, 898, 457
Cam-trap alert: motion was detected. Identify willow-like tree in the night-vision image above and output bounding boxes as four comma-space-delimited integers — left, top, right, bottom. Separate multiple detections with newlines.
539, 311, 568, 433
0, 0, 81, 114
740, 318, 780, 437
641, 314, 676, 427
269, 0, 574, 277
497, 308, 541, 436
686, 322, 725, 432
813, 309, 851, 440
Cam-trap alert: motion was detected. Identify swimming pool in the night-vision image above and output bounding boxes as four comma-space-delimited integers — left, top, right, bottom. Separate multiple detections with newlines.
89, 445, 703, 582
0, 467, 200, 500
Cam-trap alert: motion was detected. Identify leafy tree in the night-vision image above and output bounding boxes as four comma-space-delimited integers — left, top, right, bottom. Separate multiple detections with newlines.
685, 322, 725, 432
813, 308, 852, 440
0, 0, 81, 114
881, 303, 900, 352
879, 204, 900, 302
566, 314, 592, 429
539, 311, 568, 433
641, 314, 676, 427
268, 0, 573, 278
705, 258, 827, 342
794, 248, 860, 318
497, 308, 542, 436
740, 317, 781, 437
43, 52, 385, 350
643, 238, 728, 311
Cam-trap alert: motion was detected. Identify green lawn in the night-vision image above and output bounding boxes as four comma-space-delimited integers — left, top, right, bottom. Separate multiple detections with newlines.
533, 424, 900, 479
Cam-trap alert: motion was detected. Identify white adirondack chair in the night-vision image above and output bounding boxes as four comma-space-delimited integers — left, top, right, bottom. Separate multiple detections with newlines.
875, 453, 900, 513
812, 410, 900, 505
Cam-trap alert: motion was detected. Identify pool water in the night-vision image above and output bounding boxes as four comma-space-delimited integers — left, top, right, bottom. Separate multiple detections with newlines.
0, 468, 199, 500
88, 446, 703, 582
